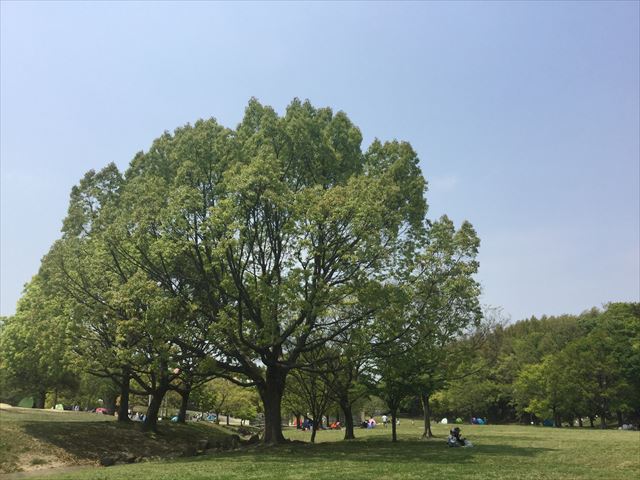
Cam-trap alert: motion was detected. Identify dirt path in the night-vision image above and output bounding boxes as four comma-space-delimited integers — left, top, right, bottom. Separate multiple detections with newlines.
0, 465, 96, 479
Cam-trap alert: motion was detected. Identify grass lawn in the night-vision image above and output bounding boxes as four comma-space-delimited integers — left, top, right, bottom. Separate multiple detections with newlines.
3, 411, 637, 480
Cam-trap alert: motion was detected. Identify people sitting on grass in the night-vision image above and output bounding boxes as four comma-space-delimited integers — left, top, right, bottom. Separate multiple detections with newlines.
367, 417, 377, 429
329, 421, 341, 430
302, 417, 312, 431
447, 427, 473, 447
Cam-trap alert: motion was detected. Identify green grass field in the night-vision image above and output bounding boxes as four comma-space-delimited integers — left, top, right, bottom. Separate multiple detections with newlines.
1, 407, 638, 480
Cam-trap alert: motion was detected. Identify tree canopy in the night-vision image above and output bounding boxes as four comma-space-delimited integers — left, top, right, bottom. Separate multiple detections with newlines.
2, 98, 635, 442
0, 98, 488, 442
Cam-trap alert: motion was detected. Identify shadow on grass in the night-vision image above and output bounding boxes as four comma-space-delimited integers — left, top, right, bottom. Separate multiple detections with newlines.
18, 419, 556, 471
20, 420, 229, 462
474, 443, 557, 457
175, 437, 554, 468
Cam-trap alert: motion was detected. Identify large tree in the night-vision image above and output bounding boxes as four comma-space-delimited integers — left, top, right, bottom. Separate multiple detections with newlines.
101, 99, 426, 443
10, 98, 442, 443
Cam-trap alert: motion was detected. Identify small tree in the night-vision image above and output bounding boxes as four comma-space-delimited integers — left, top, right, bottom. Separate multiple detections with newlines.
286, 349, 334, 443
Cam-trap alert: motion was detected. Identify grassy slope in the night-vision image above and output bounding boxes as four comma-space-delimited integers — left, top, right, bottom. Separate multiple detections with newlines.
0, 407, 232, 475
13, 420, 639, 480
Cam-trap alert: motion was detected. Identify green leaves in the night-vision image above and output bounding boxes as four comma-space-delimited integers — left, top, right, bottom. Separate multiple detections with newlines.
7, 98, 485, 442
446, 303, 640, 425
0, 276, 77, 399
62, 163, 123, 237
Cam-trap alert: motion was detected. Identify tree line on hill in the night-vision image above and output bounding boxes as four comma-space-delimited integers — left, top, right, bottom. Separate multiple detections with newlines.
430, 303, 640, 429
0, 99, 482, 443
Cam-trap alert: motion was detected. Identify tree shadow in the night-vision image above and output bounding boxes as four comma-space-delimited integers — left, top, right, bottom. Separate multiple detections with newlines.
21, 420, 224, 462
474, 443, 557, 457
19, 421, 556, 471
181, 438, 554, 467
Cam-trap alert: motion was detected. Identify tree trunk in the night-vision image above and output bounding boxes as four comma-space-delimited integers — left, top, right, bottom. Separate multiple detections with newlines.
577, 416, 583, 427
600, 413, 607, 429
553, 408, 561, 428
588, 415, 595, 428
143, 387, 168, 433
258, 365, 287, 444
341, 400, 356, 440
296, 413, 302, 429
177, 389, 190, 423
142, 366, 171, 433
420, 392, 434, 438
104, 393, 117, 414
35, 390, 46, 409
616, 410, 623, 428
600, 394, 608, 429
118, 369, 131, 423
226, 414, 230, 426
215, 412, 220, 425
310, 419, 318, 443
391, 409, 398, 443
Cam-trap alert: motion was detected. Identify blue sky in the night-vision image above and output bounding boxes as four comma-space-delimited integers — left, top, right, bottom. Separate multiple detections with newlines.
1, 1, 638, 321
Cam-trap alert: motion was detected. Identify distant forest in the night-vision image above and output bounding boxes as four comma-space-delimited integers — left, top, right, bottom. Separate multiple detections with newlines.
424, 302, 639, 428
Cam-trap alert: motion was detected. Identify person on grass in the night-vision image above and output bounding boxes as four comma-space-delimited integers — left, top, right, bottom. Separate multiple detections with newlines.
448, 427, 473, 447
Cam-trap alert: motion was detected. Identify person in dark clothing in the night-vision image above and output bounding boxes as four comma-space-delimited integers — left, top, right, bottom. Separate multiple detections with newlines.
448, 427, 470, 447
302, 418, 312, 431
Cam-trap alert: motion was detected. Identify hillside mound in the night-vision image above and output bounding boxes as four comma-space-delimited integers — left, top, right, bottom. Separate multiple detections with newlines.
0, 406, 240, 474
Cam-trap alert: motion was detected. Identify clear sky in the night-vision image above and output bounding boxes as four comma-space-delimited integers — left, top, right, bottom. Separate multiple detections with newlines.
1, 1, 638, 321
